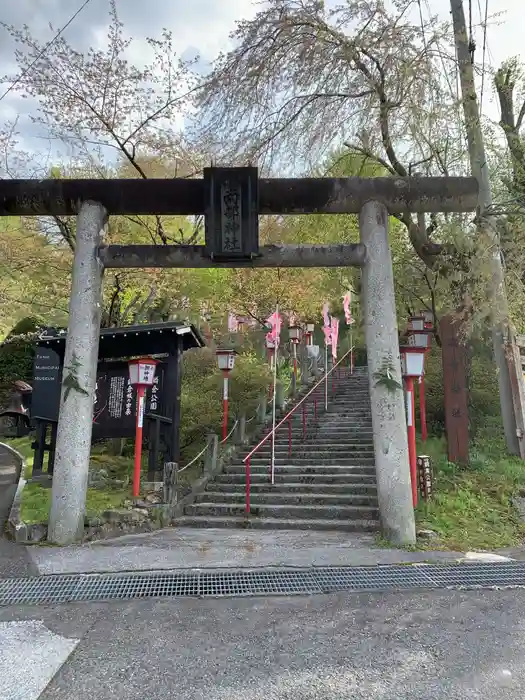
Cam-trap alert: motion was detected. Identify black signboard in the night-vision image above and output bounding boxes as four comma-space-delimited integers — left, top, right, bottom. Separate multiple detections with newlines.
31, 348, 166, 436
32, 347, 62, 421
92, 362, 165, 439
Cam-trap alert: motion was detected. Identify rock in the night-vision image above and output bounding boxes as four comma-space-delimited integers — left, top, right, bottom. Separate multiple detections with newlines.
132, 499, 151, 509
13, 523, 28, 544
27, 523, 47, 543
417, 528, 440, 540
132, 507, 150, 517
85, 516, 104, 528
102, 508, 148, 525
463, 552, 514, 562
149, 504, 172, 527
511, 497, 525, 519
111, 478, 129, 489
142, 481, 164, 493
145, 493, 163, 504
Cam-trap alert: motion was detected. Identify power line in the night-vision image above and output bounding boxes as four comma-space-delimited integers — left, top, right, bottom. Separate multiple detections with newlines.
0, 0, 92, 104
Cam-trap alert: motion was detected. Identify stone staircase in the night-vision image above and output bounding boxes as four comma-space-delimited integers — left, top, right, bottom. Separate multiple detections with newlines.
176, 366, 380, 531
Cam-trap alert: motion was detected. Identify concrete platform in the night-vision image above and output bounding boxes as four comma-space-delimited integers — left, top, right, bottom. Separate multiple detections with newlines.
26, 528, 462, 576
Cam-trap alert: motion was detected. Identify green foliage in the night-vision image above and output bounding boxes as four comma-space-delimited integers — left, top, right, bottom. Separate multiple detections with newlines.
416, 435, 525, 550
275, 358, 293, 394
179, 347, 271, 453
422, 341, 501, 437
0, 332, 36, 406
7, 317, 43, 337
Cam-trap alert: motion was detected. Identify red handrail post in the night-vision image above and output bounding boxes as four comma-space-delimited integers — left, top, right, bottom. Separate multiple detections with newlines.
245, 457, 251, 514
288, 416, 292, 457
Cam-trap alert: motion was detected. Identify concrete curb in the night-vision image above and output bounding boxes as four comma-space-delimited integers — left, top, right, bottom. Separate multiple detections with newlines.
2, 442, 31, 543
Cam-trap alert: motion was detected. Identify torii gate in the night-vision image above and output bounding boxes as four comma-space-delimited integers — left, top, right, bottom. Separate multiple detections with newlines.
0, 170, 478, 545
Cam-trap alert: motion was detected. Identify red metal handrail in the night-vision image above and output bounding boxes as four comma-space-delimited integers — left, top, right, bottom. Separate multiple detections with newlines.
243, 347, 354, 514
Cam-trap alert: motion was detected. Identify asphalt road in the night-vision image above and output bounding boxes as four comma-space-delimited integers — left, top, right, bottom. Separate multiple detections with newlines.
2, 588, 525, 699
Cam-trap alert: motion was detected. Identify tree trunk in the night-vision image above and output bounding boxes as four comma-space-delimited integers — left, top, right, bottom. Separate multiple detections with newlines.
450, 0, 519, 455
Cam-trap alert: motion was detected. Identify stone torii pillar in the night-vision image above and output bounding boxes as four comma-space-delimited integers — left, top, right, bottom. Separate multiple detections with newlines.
47, 201, 107, 545
360, 201, 416, 545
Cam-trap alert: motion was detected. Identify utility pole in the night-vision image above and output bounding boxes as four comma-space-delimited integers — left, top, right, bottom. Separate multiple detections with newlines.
47, 201, 107, 544
450, 0, 520, 455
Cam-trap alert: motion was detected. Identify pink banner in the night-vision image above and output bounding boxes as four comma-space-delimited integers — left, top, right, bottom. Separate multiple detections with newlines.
322, 326, 332, 346
343, 292, 354, 325
331, 317, 339, 359
322, 302, 330, 328
265, 310, 282, 347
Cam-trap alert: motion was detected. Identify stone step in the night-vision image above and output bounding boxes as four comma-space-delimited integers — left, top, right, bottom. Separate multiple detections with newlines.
300, 427, 373, 434
274, 426, 374, 433
250, 454, 375, 463
213, 472, 377, 485
300, 428, 373, 435
237, 458, 376, 467
226, 464, 376, 475
254, 445, 375, 454
198, 491, 378, 507
173, 515, 379, 532
209, 482, 377, 494
269, 438, 374, 446
184, 502, 380, 520
320, 397, 371, 402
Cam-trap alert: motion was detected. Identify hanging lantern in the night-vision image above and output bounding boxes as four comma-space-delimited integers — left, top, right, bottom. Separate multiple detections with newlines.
288, 325, 302, 344
216, 348, 237, 372
399, 345, 426, 379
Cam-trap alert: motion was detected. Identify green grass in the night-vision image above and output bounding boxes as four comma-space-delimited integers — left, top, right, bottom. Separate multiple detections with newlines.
416, 435, 525, 551
20, 483, 129, 524
4, 436, 35, 478
5, 435, 204, 525
4, 436, 136, 524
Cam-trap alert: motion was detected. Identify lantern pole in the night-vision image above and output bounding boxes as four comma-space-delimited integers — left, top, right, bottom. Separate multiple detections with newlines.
420, 373, 428, 443
133, 384, 146, 497
405, 376, 418, 507
222, 371, 229, 441
271, 306, 279, 485
216, 349, 237, 441
292, 342, 298, 390
127, 356, 159, 498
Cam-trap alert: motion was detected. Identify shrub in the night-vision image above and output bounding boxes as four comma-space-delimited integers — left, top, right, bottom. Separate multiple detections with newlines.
421, 339, 500, 438
179, 347, 271, 457
0, 332, 37, 408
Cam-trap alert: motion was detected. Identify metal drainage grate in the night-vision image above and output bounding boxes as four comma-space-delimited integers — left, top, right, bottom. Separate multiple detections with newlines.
1, 561, 525, 606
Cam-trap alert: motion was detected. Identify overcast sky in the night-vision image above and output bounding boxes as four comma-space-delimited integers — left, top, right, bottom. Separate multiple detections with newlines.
0, 0, 523, 167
